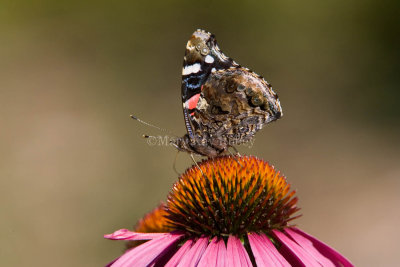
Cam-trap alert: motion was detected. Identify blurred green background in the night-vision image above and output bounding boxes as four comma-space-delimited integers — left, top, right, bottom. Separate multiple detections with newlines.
1, 0, 399, 266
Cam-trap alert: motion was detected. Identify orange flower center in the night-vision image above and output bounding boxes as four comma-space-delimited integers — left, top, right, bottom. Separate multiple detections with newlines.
165, 156, 300, 237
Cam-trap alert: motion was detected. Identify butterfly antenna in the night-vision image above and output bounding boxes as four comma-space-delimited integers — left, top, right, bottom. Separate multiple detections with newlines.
173, 150, 180, 175
130, 114, 178, 137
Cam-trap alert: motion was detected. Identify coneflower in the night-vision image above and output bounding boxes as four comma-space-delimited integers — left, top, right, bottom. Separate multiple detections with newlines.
105, 156, 353, 266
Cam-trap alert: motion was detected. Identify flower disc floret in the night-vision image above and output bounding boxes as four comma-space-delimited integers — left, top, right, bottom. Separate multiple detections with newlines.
166, 156, 300, 237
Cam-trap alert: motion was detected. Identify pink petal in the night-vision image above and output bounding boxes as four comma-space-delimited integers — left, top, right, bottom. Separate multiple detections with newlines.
104, 229, 167, 241
216, 237, 227, 267
197, 237, 227, 267
258, 234, 292, 266
176, 237, 209, 266
226, 236, 252, 267
109, 233, 183, 267
284, 228, 334, 267
272, 229, 321, 267
165, 239, 194, 267
291, 228, 354, 267
248, 233, 291, 267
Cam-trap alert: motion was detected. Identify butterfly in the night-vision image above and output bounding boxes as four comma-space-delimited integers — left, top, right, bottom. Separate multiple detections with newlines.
170, 29, 282, 158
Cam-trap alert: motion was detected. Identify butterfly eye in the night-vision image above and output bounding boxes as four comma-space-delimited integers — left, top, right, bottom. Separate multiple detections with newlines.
195, 44, 202, 50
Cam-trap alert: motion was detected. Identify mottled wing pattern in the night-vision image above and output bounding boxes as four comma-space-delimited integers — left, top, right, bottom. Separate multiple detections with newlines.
174, 29, 282, 157
199, 68, 282, 145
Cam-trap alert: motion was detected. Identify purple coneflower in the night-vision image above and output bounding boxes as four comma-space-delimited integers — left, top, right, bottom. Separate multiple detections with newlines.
105, 156, 353, 266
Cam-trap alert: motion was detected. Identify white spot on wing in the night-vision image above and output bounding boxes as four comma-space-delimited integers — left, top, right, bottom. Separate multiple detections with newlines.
182, 63, 201, 75
205, 55, 214, 63
211, 68, 216, 73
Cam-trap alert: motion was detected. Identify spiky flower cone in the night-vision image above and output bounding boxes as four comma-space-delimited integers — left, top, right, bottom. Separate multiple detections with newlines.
166, 156, 300, 237
105, 156, 353, 267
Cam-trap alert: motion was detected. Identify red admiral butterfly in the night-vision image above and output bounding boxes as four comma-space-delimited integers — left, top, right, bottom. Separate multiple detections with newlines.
171, 29, 282, 158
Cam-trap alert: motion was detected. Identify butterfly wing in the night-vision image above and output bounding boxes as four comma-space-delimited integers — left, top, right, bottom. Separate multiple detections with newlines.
199, 67, 282, 145
181, 29, 238, 139
176, 29, 282, 157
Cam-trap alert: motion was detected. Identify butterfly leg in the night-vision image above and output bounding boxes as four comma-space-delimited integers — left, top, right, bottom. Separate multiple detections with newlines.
230, 146, 242, 157
227, 147, 243, 168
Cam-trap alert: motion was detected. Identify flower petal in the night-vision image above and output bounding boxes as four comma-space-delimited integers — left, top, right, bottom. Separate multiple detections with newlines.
104, 229, 167, 241
258, 234, 292, 266
165, 239, 194, 267
272, 229, 322, 267
248, 233, 290, 267
197, 237, 227, 267
226, 236, 252, 267
176, 237, 208, 266
290, 228, 354, 267
216, 237, 227, 267
109, 233, 183, 266
284, 228, 335, 266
